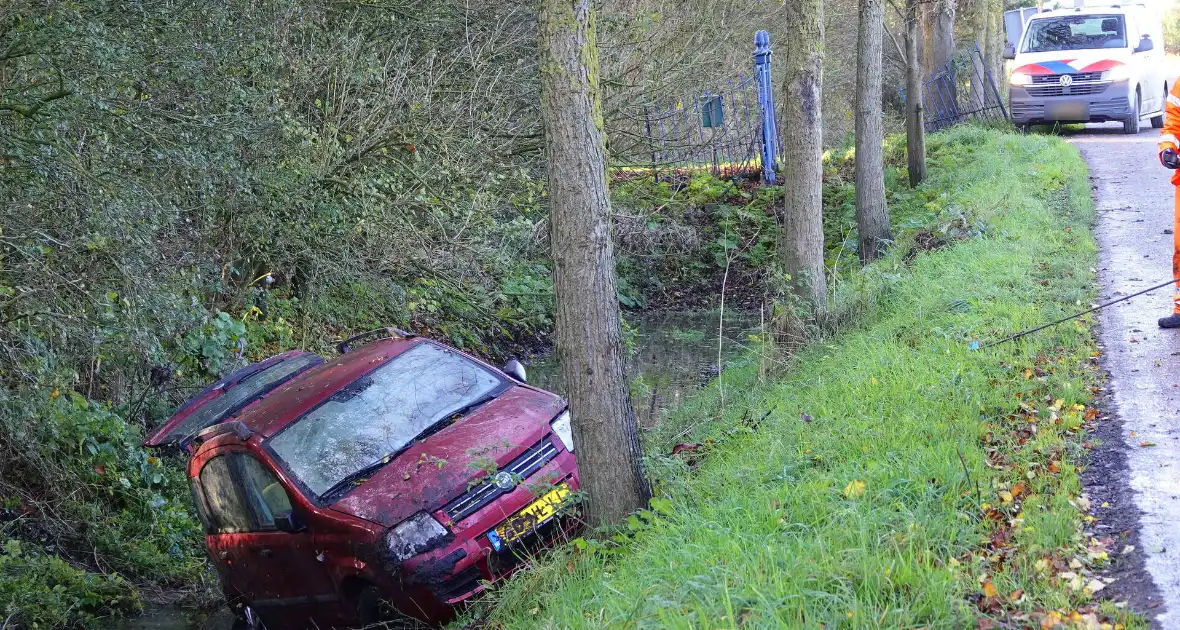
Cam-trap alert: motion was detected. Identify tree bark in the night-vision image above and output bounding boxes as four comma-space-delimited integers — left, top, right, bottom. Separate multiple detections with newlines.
905, 0, 927, 187
779, 0, 827, 314
539, 0, 650, 527
855, 0, 891, 264
923, 0, 957, 114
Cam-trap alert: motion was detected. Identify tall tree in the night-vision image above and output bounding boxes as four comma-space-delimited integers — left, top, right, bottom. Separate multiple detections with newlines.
924, 0, 958, 108
539, 0, 651, 526
856, 0, 891, 264
905, 0, 927, 186
780, 1, 827, 313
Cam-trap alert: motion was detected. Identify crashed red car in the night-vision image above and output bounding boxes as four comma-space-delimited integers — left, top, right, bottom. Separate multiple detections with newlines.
145, 329, 580, 628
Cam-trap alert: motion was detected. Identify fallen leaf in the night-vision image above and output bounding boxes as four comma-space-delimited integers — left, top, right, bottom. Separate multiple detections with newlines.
982, 581, 997, 598
1009, 588, 1024, 601
1085, 579, 1105, 594
1049, 461, 1061, 473
1140, 441, 1157, 447
1011, 483, 1026, 498
843, 480, 866, 499
999, 490, 1014, 503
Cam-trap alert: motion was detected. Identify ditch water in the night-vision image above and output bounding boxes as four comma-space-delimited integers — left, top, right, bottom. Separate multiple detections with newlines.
114, 309, 759, 630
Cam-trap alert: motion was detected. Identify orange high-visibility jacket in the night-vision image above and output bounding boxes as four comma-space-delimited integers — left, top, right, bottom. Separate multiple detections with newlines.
1159, 81, 1180, 185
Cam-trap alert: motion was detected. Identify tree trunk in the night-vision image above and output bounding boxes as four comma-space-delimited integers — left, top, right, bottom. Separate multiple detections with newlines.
905, 0, 927, 187
779, 0, 827, 314
539, 0, 650, 527
855, 0, 891, 264
924, 0, 957, 116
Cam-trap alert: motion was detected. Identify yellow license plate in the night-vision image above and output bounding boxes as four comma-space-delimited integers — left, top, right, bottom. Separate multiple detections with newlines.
494, 484, 570, 545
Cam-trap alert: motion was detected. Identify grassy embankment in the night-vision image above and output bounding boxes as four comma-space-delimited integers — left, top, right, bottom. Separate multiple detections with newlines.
468, 127, 1143, 629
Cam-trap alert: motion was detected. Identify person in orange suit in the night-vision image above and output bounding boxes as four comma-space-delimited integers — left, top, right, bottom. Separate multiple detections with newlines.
1158, 81, 1180, 327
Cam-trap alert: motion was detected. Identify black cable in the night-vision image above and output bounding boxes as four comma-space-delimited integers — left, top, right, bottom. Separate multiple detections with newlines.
980, 276, 1180, 349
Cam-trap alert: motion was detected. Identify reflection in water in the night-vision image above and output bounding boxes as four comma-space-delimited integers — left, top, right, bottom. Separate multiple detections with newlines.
114, 606, 231, 630
527, 310, 760, 425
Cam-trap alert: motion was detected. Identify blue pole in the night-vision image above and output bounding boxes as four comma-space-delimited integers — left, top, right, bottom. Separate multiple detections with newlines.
753, 30, 778, 185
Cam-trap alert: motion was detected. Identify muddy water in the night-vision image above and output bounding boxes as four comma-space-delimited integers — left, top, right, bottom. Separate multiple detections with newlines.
116, 310, 758, 629
526, 309, 761, 424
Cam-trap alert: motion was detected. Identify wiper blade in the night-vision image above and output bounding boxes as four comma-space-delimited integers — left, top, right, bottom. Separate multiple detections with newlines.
410, 392, 501, 444
320, 455, 398, 499
447, 392, 500, 420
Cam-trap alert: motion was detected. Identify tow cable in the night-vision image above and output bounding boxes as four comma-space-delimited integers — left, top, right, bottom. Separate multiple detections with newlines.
972, 276, 1180, 350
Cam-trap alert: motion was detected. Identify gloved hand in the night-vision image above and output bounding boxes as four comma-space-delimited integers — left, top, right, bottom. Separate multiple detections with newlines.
1162, 148, 1180, 169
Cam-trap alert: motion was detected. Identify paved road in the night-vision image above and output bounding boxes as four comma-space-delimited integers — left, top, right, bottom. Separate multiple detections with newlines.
1072, 124, 1180, 627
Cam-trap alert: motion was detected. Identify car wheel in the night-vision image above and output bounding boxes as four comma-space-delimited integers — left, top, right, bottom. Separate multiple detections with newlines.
356, 585, 385, 625
231, 604, 268, 630
1124, 92, 1141, 135
1153, 86, 1168, 129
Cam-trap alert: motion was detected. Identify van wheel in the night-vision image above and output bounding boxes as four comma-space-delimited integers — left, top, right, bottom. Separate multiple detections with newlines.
1153, 86, 1168, 129
1124, 92, 1141, 134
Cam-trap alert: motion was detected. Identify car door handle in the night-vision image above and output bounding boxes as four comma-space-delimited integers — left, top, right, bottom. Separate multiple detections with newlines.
259, 548, 273, 558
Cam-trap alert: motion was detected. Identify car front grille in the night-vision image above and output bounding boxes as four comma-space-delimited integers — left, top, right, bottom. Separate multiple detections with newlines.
442, 438, 560, 523
1031, 71, 1104, 84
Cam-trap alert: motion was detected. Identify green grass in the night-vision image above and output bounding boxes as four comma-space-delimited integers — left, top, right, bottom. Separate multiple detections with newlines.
465, 127, 1144, 629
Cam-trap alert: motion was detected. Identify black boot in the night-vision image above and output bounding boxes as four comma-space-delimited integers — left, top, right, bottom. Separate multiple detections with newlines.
1159, 314, 1180, 329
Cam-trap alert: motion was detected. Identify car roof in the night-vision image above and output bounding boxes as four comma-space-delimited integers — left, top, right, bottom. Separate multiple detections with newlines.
232, 337, 424, 438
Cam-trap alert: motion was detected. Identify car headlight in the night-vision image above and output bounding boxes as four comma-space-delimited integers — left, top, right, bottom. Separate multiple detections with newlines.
550, 410, 574, 452
1103, 65, 1132, 83
383, 512, 449, 562
1009, 72, 1033, 87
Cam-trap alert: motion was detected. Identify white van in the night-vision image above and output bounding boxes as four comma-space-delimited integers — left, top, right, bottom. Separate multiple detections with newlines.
1004, 4, 1167, 134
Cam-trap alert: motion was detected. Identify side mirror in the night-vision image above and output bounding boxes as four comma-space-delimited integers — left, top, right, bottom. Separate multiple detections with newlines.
1135, 35, 1154, 53
274, 511, 306, 533
503, 359, 527, 383
1003, 44, 1016, 60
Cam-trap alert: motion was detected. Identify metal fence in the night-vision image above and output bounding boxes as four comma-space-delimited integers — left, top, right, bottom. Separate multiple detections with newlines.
619, 35, 1009, 182
920, 42, 1008, 132
613, 31, 781, 184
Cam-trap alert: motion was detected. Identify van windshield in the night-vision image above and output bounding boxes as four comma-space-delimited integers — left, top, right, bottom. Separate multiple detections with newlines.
1022, 15, 1126, 53
267, 342, 504, 498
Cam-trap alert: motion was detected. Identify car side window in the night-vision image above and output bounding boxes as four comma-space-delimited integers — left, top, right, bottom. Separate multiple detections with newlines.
240, 455, 293, 529
199, 455, 253, 533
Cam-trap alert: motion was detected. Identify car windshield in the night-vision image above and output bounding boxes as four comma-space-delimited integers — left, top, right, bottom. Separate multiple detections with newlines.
1022, 15, 1127, 53
266, 342, 504, 498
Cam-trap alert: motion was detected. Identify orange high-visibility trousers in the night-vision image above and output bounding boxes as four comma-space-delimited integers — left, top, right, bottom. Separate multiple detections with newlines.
1174, 190, 1180, 314
1158, 79, 1180, 312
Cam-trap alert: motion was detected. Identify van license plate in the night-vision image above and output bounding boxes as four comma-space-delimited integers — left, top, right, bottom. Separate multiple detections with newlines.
490, 484, 570, 549
1046, 101, 1089, 121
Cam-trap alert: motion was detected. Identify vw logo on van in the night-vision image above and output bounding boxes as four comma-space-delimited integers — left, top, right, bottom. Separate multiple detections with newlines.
1059, 74, 1074, 87
492, 471, 516, 490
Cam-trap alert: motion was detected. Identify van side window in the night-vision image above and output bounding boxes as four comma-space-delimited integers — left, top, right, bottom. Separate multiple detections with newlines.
199, 455, 253, 533
240, 455, 294, 529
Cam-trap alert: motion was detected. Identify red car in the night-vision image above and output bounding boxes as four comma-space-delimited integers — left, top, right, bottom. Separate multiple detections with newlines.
145, 329, 580, 628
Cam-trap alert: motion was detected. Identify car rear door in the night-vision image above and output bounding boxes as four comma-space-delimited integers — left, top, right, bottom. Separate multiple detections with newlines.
194, 449, 339, 623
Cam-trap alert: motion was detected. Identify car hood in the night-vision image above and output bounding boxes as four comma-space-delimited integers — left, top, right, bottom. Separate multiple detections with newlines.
329, 385, 564, 527
1012, 48, 1132, 75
